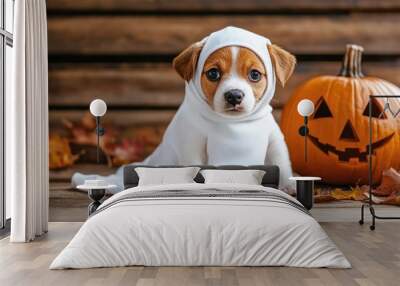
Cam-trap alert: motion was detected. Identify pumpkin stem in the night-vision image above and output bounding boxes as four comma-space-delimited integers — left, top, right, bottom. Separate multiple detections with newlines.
339, 44, 365, 78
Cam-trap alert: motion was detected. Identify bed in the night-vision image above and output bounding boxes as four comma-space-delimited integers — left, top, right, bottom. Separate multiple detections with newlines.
50, 165, 350, 269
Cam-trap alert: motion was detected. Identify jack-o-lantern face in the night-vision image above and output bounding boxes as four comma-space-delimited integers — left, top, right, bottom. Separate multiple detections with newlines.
280, 45, 400, 185
307, 96, 395, 163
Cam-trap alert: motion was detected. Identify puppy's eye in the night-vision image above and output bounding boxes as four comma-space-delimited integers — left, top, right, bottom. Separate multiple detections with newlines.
206, 68, 221, 82
248, 69, 262, 82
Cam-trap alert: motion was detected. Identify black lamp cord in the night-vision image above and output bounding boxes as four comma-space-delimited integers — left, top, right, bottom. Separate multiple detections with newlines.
96, 116, 100, 163
304, 116, 308, 162
298, 116, 309, 162
95, 117, 106, 163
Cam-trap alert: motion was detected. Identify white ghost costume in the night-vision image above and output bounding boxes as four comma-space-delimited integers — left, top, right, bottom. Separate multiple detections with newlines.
72, 26, 293, 193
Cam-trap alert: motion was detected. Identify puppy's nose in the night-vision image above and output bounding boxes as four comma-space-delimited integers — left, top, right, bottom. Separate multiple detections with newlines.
224, 89, 244, 106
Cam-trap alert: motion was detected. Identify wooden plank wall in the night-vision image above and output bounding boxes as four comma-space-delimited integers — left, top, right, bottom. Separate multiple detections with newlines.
47, 0, 400, 145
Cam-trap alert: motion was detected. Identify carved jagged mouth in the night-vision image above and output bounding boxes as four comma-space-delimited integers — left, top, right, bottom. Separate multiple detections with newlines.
308, 133, 395, 162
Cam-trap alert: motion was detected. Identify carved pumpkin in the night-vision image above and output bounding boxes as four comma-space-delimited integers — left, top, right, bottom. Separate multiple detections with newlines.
281, 45, 400, 185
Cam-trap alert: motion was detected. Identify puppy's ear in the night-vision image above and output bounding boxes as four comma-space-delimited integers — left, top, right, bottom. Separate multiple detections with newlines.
267, 44, 296, 87
173, 42, 203, 81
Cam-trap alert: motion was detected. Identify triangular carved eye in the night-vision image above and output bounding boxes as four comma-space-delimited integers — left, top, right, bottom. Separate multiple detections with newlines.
312, 97, 333, 119
363, 98, 387, 119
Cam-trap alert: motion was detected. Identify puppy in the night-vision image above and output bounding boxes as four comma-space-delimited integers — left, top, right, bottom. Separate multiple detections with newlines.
71, 27, 296, 192
167, 31, 296, 189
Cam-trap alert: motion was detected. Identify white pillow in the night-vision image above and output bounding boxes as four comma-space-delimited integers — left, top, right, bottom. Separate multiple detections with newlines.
200, 169, 266, 185
135, 167, 200, 186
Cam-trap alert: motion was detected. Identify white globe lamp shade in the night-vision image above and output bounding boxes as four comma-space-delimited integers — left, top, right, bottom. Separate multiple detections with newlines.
90, 99, 107, 117
297, 99, 315, 117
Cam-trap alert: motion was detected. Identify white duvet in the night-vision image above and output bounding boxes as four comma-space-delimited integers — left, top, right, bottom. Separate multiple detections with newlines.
50, 183, 350, 269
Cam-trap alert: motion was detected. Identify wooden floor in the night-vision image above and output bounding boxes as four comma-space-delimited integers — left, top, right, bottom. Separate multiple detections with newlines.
1, 222, 400, 286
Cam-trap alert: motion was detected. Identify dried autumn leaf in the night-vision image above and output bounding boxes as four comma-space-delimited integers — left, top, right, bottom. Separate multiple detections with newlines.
314, 187, 337, 203
109, 139, 145, 166
81, 112, 96, 130
315, 195, 337, 203
70, 126, 98, 146
331, 187, 366, 201
351, 186, 368, 201
373, 168, 400, 197
380, 193, 400, 206
49, 134, 79, 169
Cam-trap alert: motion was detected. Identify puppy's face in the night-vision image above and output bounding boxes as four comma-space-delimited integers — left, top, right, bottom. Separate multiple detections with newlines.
201, 47, 267, 116
173, 40, 296, 116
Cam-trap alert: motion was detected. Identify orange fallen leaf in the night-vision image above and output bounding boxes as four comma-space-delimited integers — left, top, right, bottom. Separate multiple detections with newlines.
315, 195, 337, 203
373, 168, 400, 197
331, 186, 366, 201
49, 134, 79, 169
380, 193, 400, 206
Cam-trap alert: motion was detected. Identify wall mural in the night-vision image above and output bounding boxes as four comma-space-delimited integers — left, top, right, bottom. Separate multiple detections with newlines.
47, 2, 400, 208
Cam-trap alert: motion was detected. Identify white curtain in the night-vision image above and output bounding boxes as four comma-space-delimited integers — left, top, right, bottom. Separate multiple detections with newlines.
7, 0, 49, 242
